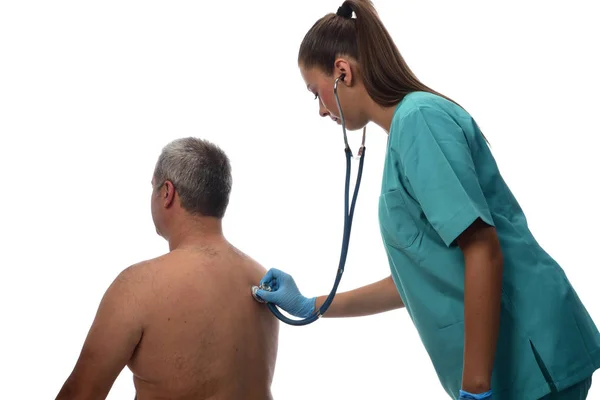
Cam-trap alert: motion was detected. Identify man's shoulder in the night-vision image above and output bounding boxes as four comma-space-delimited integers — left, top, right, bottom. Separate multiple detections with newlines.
112, 254, 170, 289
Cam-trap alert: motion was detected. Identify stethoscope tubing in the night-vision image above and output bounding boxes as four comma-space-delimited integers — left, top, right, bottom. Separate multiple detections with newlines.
262, 75, 366, 325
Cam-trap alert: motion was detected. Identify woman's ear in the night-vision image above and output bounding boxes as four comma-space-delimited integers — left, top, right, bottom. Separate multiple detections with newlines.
334, 58, 354, 86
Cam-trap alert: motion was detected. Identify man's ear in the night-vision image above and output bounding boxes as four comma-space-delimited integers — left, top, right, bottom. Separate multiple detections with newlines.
333, 57, 355, 86
162, 180, 176, 208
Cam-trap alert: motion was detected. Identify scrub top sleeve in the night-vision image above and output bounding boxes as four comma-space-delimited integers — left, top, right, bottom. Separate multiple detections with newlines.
399, 106, 494, 247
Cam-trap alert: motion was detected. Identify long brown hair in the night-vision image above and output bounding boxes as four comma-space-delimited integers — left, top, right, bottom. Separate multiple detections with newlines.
298, 0, 455, 108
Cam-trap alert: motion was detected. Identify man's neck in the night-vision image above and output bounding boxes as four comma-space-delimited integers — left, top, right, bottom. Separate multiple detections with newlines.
167, 217, 225, 251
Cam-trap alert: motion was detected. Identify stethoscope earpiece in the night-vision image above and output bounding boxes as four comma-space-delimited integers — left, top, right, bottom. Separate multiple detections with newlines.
333, 72, 365, 156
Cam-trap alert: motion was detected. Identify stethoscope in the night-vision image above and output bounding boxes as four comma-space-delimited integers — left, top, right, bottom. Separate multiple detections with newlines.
251, 73, 366, 325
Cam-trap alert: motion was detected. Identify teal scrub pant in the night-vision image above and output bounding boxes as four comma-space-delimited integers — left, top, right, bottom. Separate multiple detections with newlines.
538, 376, 592, 400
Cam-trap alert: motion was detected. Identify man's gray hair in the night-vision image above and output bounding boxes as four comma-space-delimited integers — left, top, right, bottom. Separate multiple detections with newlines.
153, 137, 232, 218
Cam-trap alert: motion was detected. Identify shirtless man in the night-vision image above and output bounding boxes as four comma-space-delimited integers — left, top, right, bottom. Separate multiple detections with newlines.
56, 137, 279, 400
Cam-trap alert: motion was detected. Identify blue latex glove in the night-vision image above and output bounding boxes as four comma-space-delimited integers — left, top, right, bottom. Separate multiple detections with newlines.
459, 389, 492, 399
254, 268, 317, 318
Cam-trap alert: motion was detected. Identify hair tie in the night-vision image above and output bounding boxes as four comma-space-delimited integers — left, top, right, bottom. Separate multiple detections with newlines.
336, 3, 353, 18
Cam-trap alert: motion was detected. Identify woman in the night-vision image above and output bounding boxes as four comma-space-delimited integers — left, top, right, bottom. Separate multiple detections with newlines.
255, 1, 599, 399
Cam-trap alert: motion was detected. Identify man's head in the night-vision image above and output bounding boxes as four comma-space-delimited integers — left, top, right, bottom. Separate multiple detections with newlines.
151, 137, 232, 240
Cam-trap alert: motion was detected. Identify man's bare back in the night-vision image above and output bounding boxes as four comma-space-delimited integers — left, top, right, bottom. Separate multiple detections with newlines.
56, 138, 278, 400
128, 243, 279, 399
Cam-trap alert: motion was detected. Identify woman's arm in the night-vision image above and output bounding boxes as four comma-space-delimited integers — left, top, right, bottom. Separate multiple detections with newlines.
316, 275, 404, 318
255, 270, 403, 319
457, 218, 504, 394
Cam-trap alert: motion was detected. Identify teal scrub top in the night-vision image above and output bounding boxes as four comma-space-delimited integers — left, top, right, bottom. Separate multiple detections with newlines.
378, 91, 600, 400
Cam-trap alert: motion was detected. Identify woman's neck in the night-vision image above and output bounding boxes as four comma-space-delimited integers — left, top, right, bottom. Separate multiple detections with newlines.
367, 101, 399, 134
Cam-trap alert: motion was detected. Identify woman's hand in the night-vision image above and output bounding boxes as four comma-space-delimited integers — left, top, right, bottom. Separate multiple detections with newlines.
254, 268, 317, 318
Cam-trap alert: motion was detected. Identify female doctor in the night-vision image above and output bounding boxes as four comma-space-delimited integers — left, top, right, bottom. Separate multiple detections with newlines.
254, 1, 600, 399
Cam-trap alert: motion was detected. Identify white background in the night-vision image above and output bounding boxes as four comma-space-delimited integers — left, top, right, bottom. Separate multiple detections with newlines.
1, 0, 599, 398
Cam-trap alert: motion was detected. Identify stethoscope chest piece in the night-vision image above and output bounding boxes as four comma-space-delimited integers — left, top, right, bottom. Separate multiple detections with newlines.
251, 284, 272, 304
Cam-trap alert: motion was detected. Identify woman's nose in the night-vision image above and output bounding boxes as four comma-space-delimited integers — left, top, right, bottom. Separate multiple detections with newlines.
319, 100, 329, 118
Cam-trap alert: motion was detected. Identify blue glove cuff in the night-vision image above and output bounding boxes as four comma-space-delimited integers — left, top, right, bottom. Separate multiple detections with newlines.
299, 296, 317, 318
459, 389, 492, 399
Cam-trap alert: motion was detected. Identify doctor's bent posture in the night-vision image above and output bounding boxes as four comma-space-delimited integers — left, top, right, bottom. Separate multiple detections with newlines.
255, 1, 600, 399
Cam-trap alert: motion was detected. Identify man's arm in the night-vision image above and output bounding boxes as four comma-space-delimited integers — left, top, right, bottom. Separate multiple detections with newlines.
56, 265, 145, 400
457, 218, 503, 394
315, 275, 404, 318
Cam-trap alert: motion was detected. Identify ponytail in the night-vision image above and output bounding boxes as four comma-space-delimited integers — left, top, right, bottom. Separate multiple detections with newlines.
298, 0, 455, 107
